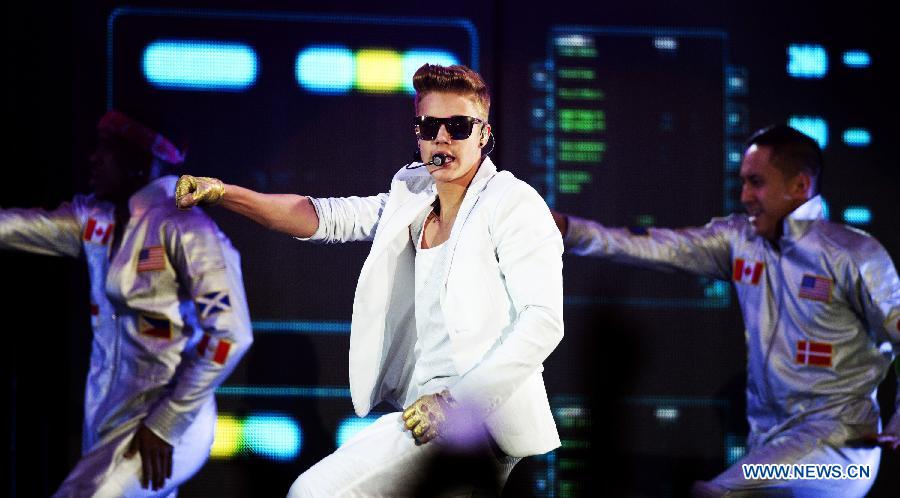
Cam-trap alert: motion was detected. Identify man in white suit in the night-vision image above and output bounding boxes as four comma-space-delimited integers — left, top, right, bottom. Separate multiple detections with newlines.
175, 64, 564, 496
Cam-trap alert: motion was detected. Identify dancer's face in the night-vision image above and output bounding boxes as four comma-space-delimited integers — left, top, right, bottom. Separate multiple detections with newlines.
739, 144, 810, 242
415, 92, 490, 187
89, 133, 151, 202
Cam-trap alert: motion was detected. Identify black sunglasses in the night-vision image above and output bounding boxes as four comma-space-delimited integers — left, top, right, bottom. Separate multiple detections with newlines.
414, 115, 486, 141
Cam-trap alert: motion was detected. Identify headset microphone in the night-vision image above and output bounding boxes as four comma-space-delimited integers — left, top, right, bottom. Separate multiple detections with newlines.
428, 153, 451, 167
405, 152, 452, 170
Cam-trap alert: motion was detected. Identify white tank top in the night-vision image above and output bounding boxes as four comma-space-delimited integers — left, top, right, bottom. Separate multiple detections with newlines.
406, 207, 459, 405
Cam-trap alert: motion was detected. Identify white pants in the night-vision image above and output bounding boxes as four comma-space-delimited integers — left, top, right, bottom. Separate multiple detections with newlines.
53, 398, 216, 498
287, 412, 520, 497
693, 420, 880, 497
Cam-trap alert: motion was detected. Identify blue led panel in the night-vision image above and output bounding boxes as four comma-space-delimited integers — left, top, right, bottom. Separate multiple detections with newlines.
788, 116, 828, 149
652, 37, 677, 51
842, 50, 871, 68
142, 40, 258, 91
787, 44, 828, 78
336, 415, 382, 447
295, 45, 355, 94
842, 206, 872, 225
402, 49, 460, 93
243, 413, 302, 461
842, 128, 871, 147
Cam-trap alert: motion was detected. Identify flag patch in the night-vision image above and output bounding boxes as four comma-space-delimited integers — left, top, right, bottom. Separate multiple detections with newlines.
196, 291, 231, 320
733, 258, 764, 285
83, 218, 114, 245
197, 333, 233, 365
796, 340, 832, 367
798, 274, 832, 302
139, 314, 172, 339
90, 303, 99, 327
137, 246, 166, 272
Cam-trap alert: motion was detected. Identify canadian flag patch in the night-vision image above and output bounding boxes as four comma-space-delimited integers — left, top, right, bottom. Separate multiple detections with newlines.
197, 333, 233, 365
733, 258, 764, 285
83, 218, 114, 245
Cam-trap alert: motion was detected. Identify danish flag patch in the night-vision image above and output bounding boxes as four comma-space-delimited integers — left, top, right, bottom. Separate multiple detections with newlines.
795, 340, 832, 367
733, 258, 764, 285
83, 218, 114, 245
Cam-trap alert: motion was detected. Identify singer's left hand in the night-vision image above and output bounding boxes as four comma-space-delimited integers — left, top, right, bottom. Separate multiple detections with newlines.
401, 390, 457, 444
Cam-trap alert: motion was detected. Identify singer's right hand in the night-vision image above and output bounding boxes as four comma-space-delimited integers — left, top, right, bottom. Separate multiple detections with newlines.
175, 175, 225, 209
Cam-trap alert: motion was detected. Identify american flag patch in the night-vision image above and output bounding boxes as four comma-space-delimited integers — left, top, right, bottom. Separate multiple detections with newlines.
139, 314, 172, 340
796, 340, 832, 367
137, 246, 166, 272
733, 258, 764, 285
197, 333, 233, 365
798, 274, 832, 302
83, 218, 114, 244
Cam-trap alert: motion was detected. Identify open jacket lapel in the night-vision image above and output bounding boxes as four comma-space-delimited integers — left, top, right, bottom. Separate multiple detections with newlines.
434, 158, 499, 288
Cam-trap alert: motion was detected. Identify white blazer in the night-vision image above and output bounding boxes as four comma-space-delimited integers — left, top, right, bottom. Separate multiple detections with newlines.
304, 157, 564, 457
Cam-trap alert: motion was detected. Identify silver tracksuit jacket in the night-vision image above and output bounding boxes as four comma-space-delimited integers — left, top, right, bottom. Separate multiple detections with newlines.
0, 175, 252, 453
565, 195, 900, 449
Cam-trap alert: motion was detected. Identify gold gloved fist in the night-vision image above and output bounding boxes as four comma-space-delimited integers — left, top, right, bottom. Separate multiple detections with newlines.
401, 389, 457, 444
175, 175, 225, 209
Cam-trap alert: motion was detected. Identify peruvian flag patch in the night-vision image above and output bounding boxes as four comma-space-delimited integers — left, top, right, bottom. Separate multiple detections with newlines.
83, 218, 114, 245
197, 333, 233, 365
733, 258, 764, 285
796, 340, 832, 367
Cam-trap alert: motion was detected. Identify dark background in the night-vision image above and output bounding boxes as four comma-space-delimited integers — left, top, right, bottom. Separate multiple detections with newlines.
3, 1, 897, 496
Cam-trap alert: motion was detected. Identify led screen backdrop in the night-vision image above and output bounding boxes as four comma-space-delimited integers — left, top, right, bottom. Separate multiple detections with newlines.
4, 2, 896, 497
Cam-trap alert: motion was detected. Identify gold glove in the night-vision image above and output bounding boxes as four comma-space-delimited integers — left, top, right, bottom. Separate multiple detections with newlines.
401, 389, 457, 444
175, 175, 225, 209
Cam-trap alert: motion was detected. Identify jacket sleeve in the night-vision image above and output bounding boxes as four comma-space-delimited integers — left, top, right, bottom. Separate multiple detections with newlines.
300, 193, 390, 243
848, 238, 900, 417
564, 214, 736, 280
142, 212, 253, 444
450, 182, 564, 415
0, 203, 83, 257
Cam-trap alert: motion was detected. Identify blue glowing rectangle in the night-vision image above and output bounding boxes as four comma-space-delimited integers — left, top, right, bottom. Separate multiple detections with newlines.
842, 128, 871, 147
821, 197, 830, 221
336, 415, 382, 447
243, 413, 302, 461
842, 50, 871, 68
788, 116, 828, 149
402, 49, 460, 93
787, 44, 828, 78
653, 37, 677, 51
842, 206, 872, 225
142, 40, 258, 91
295, 45, 355, 94
252, 320, 351, 334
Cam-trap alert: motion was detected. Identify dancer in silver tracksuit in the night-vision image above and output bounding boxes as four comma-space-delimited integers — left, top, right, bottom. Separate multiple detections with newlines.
0, 111, 252, 497
557, 125, 899, 497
